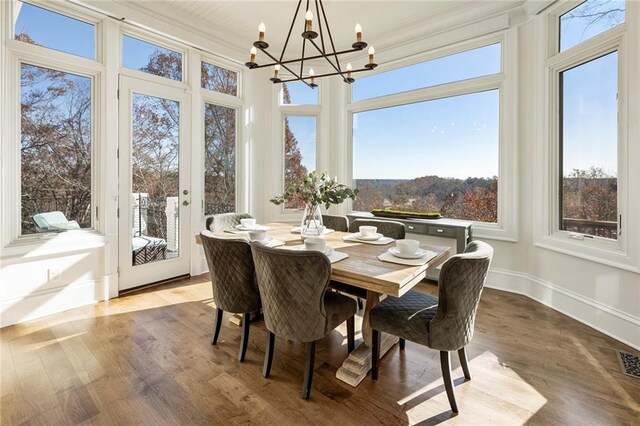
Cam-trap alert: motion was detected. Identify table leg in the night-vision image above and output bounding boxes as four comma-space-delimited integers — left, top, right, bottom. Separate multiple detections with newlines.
336, 290, 399, 387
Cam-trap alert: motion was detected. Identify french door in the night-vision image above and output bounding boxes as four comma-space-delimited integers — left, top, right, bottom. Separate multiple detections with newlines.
118, 76, 191, 290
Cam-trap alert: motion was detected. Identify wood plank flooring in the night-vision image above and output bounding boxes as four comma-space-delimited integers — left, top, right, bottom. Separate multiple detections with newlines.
1, 275, 639, 425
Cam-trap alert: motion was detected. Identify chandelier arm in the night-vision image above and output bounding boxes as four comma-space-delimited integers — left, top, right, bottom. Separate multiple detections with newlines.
309, 38, 344, 79
258, 46, 310, 87
319, 0, 342, 72
315, 0, 326, 53
279, 0, 304, 63
249, 48, 365, 69
278, 67, 371, 83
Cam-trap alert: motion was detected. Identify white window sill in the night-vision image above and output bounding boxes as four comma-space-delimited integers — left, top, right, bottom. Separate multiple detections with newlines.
2, 230, 108, 261
535, 233, 639, 274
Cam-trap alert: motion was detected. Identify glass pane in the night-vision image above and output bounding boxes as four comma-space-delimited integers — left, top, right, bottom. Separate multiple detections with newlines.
281, 82, 318, 105
21, 64, 92, 234
560, 52, 618, 239
131, 94, 180, 265
352, 43, 500, 102
560, 0, 625, 51
204, 103, 236, 214
14, 1, 95, 59
201, 62, 238, 96
353, 90, 499, 223
284, 116, 317, 209
123, 35, 183, 81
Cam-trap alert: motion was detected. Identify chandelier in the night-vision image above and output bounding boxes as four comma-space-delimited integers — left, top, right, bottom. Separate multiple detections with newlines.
245, 0, 377, 88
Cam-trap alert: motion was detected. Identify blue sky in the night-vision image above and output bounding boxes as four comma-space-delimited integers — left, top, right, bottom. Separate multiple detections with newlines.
16, 0, 622, 181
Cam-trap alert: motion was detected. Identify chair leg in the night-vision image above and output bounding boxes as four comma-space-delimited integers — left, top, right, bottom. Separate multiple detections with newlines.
371, 329, 380, 380
238, 313, 250, 362
211, 308, 223, 345
357, 298, 364, 310
347, 316, 355, 354
458, 347, 471, 380
399, 338, 406, 350
302, 341, 316, 400
440, 351, 459, 413
263, 331, 275, 378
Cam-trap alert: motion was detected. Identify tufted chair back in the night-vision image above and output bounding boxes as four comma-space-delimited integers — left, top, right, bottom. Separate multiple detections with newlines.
200, 231, 261, 314
206, 213, 253, 232
251, 243, 333, 342
322, 214, 349, 232
428, 241, 493, 351
349, 219, 406, 239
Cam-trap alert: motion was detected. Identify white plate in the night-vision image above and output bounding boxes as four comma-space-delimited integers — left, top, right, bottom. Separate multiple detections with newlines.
354, 232, 383, 241
388, 247, 430, 259
299, 246, 334, 255
235, 224, 269, 231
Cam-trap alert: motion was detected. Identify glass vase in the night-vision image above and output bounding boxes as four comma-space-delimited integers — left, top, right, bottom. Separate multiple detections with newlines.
300, 203, 324, 237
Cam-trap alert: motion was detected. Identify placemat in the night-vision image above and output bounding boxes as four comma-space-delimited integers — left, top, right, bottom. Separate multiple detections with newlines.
343, 233, 395, 245
378, 250, 438, 266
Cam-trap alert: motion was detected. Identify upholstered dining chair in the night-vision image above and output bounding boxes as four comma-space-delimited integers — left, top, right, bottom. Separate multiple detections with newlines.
206, 212, 253, 232
250, 243, 357, 400
200, 231, 261, 362
322, 214, 349, 232
370, 241, 493, 413
348, 218, 406, 240
332, 219, 407, 305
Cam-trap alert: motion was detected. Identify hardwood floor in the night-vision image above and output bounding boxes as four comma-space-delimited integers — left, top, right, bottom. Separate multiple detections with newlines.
1, 275, 639, 425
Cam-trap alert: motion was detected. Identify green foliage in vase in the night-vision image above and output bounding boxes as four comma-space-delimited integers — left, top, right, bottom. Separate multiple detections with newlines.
270, 171, 358, 210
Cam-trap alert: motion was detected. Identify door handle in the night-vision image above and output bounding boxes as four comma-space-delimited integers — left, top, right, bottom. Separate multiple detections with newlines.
182, 200, 189, 206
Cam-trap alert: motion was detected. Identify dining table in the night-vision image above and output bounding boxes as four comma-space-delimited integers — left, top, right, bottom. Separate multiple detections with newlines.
196, 222, 451, 387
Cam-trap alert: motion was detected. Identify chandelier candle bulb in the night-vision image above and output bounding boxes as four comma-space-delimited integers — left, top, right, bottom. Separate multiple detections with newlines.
347, 62, 353, 79
355, 23, 362, 42
258, 22, 266, 42
274, 64, 280, 79
250, 46, 257, 62
309, 68, 315, 85
305, 10, 313, 31
368, 46, 375, 64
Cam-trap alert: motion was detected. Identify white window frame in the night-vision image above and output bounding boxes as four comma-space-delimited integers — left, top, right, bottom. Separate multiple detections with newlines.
346, 32, 518, 242
533, 0, 639, 272
1, 0, 105, 249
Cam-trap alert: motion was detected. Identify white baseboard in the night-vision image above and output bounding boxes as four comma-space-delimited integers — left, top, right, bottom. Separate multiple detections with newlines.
486, 268, 640, 350
0, 278, 107, 328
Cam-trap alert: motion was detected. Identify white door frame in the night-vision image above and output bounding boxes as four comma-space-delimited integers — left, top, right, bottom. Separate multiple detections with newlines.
118, 75, 191, 290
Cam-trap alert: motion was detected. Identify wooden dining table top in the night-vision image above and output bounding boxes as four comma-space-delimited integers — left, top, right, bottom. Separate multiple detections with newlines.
199, 223, 451, 297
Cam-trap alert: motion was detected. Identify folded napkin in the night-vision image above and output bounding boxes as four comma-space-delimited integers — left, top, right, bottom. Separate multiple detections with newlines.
291, 227, 334, 235
253, 238, 285, 248
343, 233, 395, 245
377, 250, 438, 266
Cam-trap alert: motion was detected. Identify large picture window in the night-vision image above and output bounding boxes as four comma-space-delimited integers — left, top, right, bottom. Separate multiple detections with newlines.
283, 115, 317, 209
20, 64, 93, 234
204, 103, 237, 215
353, 90, 499, 222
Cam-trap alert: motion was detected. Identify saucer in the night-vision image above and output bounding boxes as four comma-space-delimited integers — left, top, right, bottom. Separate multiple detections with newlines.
388, 247, 429, 259
354, 232, 383, 241
235, 224, 269, 231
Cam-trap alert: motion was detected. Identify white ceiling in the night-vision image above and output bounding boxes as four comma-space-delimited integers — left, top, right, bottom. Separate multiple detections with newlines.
122, 1, 526, 65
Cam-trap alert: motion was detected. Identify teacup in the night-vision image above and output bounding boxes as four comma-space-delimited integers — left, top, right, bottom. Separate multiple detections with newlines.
240, 218, 256, 228
248, 229, 267, 241
304, 236, 326, 252
359, 226, 377, 237
396, 239, 420, 255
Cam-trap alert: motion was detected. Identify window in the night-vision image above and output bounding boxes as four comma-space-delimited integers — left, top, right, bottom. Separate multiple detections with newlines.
559, 52, 618, 239
352, 43, 501, 101
14, 1, 95, 59
281, 82, 318, 105
204, 103, 237, 215
284, 115, 317, 209
353, 90, 499, 222
20, 64, 93, 234
560, 0, 625, 51
122, 35, 183, 81
201, 62, 238, 96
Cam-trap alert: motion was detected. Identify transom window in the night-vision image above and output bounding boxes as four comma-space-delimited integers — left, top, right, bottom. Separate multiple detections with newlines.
14, 1, 95, 59
281, 82, 318, 105
122, 35, 183, 81
201, 61, 238, 96
559, 0, 625, 52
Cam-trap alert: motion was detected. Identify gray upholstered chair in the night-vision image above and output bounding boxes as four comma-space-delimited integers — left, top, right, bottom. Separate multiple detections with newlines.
332, 219, 406, 306
251, 243, 357, 400
370, 241, 493, 413
348, 218, 406, 239
206, 212, 253, 232
322, 214, 349, 232
200, 231, 261, 362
